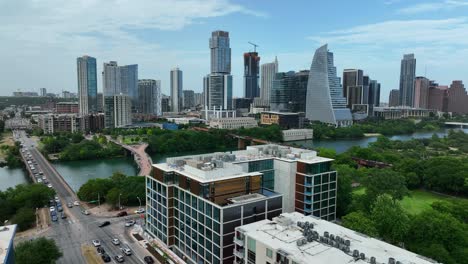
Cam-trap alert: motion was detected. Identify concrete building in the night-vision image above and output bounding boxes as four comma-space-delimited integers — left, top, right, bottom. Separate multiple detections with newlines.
77, 55, 98, 114
183, 90, 195, 109
12, 91, 39, 97
161, 95, 171, 113
447, 80, 468, 114
103, 61, 121, 96
194, 92, 203, 106
282, 129, 313, 141
209, 117, 258, 129
305, 45, 352, 127
38, 114, 80, 134
166, 117, 204, 125
388, 89, 400, 107
270, 71, 309, 113
40, 87, 47, 97
56, 102, 79, 114
399, 54, 416, 107
373, 106, 436, 119
170, 68, 183, 113
97, 93, 103, 112
414, 77, 429, 109
0, 224, 17, 264
104, 94, 132, 128
232, 98, 252, 110
342, 69, 363, 99
428, 84, 448, 112
234, 212, 439, 264
81, 113, 105, 133
260, 57, 278, 106
260, 112, 304, 129
202, 107, 237, 121
138, 79, 161, 116
244, 52, 260, 99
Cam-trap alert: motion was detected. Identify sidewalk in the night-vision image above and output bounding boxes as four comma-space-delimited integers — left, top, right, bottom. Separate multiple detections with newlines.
86, 203, 141, 218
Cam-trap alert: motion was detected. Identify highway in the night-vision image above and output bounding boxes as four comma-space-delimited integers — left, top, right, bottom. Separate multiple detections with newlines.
15, 130, 154, 264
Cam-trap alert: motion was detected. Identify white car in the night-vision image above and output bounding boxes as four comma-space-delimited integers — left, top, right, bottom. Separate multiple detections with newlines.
73, 201, 80, 206
135, 208, 145, 214
112, 238, 120, 245
49, 206, 55, 212
37, 179, 43, 183
92, 240, 101, 247
125, 220, 135, 227
120, 247, 132, 256
47, 184, 53, 188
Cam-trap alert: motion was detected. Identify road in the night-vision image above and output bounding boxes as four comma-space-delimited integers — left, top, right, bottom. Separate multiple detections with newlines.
15, 130, 155, 264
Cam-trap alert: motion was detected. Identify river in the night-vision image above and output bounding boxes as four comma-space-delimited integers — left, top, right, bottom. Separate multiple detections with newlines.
1, 128, 467, 191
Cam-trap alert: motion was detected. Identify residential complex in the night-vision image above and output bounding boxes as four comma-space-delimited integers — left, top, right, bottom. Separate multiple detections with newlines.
55, 102, 79, 114
104, 94, 132, 128
243, 52, 260, 99
77, 55, 98, 114
260, 57, 278, 106
138, 79, 162, 116
171, 68, 183, 113
234, 212, 439, 264
399, 54, 416, 107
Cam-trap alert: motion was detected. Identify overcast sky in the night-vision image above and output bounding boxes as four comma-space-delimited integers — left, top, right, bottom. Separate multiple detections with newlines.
1, 0, 468, 101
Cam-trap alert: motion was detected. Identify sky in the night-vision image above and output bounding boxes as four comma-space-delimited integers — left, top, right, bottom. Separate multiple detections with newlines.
1, 0, 468, 102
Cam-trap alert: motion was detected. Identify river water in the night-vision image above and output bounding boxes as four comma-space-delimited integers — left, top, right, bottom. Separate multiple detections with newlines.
1, 128, 467, 191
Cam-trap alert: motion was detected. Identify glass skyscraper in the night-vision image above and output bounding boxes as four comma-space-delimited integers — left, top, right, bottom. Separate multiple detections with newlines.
260, 57, 278, 106
77, 55, 98, 115
171, 68, 183, 112
243, 52, 260, 99
270, 70, 309, 113
210, 31, 231, 74
399, 54, 416, 107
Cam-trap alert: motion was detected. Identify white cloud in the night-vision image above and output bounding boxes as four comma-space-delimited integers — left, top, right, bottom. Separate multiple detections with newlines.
398, 0, 468, 14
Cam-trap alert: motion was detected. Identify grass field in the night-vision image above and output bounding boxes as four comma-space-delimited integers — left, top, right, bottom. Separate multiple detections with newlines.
353, 188, 466, 215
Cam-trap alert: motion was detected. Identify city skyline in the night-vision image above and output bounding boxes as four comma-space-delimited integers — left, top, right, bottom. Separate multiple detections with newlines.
1, 1, 468, 102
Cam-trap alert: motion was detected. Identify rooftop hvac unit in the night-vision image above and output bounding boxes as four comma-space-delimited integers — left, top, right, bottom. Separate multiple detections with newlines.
360, 253, 365, 260
302, 238, 307, 244
396, 261, 402, 264
297, 221, 303, 228
370, 257, 376, 264
324, 231, 329, 238
319, 236, 324, 242
345, 239, 351, 246
335, 235, 341, 243
344, 246, 350, 253
307, 235, 313, 242
330, 234, 334, 241
304, 221, 310, 228
296, 239, 303, 246
353, 250, 360, 258
388, 258, 396, 264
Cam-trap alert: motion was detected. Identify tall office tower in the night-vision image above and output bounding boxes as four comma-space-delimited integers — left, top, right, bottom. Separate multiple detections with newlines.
114, 94, 132, 127
40, 88, 47, 97
447, 80, 468, 114
138, 79, 161, 116
120, 64, 138, 103
103, 61, 121, 96
194, 92, 203, 106
182, 90, 195, 109
170, 68, 183, 112
399, 54, 416, 107
305, 44, 352, 127
362, 75, 370, 104
204, 31, 233, 110
260, 57, 278, 106
96, 93, 103, 112
343, 69, 364, 108
244, 52, 260, 99
428, 82, 448, 111
389, 89, 400, 107
414, 77, 430, 108
368, 79, 381, 107
270, 70, 309, 113
161, 95, 171, 113
77, 55, 98, 115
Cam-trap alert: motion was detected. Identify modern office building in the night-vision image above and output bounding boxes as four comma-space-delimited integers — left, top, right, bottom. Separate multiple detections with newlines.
399, 54, 416, 107
209, 117, 258, 129
342, 69, 363, 99
171, 68, 183, 113
204, 31, 233, 110
388, 89, 400, 107
120, 64, 138, 103
97, 93, 103, 112
428, 84, 448, 112
270, 71, 309, 113
77, 55, 98, 114
103, 61, 121, 96
183, 90, 195, 109
260, 112, 304, 129
260, 57, 278, 106
194, 92, 203, 106
234, 212, 439, 264
244, 52, 260, 99
368, 80, 381, 107
40, 87, 47, 97
146, 144, 336, 264
305, 45, 352, 127
56, 102, 79, 114
232, 98, 252, 110
413, 77, 430, 109
362, 75, 371, 104
0, 224, 17, 264
161, 95, 171, 113
138, 79, 162, 116
447, 80, 468, 114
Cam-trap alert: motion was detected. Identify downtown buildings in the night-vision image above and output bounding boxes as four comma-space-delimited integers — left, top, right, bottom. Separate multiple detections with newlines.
138, 79, 162, 116
243, 51, 260, 99
260, 57, 278, 106
270, 71, 309, 113
171, 68, 183, 113
399, 54, 416, 107
77, 55, 98, 115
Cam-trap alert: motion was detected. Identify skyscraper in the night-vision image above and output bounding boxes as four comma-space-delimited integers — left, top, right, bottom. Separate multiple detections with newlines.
414, 77, 429, 108
369, 79, 381, 107
243, 52, 260, 99
447, 80, 468, 114
342, 69, 364, 108
138, 79, 161, 116
260, 57, 278, 105
399, 54, 416, 107
103, 61, 121, 96
182, 90, 195, 109
305, 44, 352, 127
270, 70, 309, 113
40, 88, 47, 97
120, 64, 138, 103
204, 31, 233, 110
389, 89, 400, 107
77, 55, 98, 115
170, 68, 183, 112
97, 93, 103, 112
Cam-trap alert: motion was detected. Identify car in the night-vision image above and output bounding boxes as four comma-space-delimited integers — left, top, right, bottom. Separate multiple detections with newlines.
73, 201, 80, 206
120, 247, 132, 256
49, 199, 55, 206
82, 210, 90, 215
92, 240, 101, 247
97, 246, 106, 254
124, 220, 135, 227
42, 176, 46, 181
37, 179, 43, 183
47, 183, 53, 188
112, 238, 120, 245
49, 206, 55, 212
51, 215, 58, 222
114, 255, 125, 263
98, 221, 111, 227
101, 253, 111, 263
67, 202, 73, 208
50, 210, 57, 216
116, 211, 128, 217
57, 206, 63, 212
60, 212, 67, 219
39, 171, 43, 175
143, 256, 155, 264
135, 208, 145, 214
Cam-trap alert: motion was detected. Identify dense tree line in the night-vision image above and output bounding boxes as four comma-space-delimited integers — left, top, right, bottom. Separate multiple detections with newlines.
77, 172, 145, 209
15, 237, 62, 264
1, 141, 22, 168
41, 132, 84, 154
0, 184, 55, 231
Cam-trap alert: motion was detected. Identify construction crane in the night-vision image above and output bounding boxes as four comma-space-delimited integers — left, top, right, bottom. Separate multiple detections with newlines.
248, 42, 259, 52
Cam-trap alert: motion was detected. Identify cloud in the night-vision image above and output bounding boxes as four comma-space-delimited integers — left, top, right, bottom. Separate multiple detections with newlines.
398, 0, 468, 14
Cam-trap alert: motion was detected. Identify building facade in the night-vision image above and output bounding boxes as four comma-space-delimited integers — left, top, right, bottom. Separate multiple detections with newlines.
244, 52, 260, 99
0, 224, 17, 264
40, 88, 47, 97
103, 61, 121, 96
270, 71, 309, 113
104, 94, 132, 128
282, 129, 314, 142
399, 54, 416, 107
77, 55, 98, 114
120, 64, 138, 104
183, 90, 195, 110
305, 45, 352, 127
56, 102, 79, 114
210, 30, 231, 74
260, 57, 278, 106
413, 77, 429, 109
209, 117, 258, 130
38, 114, 80, 134
138, 79, 162, 116
428, 84, 448, 112
388, 89, 400, 107
171, 68, 183, 113
260, 112, 304, 129
194, 92, 203, 106
342, 69, 363, 99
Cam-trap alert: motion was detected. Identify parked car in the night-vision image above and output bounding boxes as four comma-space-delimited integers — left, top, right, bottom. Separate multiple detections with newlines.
50, 210, 57, 216
98, 221, 111, 227
120, 247, 132, 256
73, 201, 80, 206
92, 240, 101, 247
51, 215, 58, 222
112, 238, 120, 245
101, 253, 111, 263
57, 206, 63, 212
67, 202, 73, 208
143, 256, 155, 264
82, 210, 90, 215
49, 206, 55, 212
114, 255, 124, 263
135, 208, 145, 214
125, 220, 135, 227
117, 211, 128, 217
97, 247, 106, 254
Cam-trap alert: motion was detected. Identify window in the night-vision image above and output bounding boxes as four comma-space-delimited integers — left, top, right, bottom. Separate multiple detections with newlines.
247, 237, 256, 252
266, 248, 272, 258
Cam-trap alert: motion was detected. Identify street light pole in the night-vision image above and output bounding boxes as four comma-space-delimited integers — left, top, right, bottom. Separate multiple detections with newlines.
137, 196, 141, 209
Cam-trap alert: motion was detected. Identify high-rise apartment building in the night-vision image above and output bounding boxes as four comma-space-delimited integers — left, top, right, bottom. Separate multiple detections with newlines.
447, 80, 468, 114
399, 54, 416, 107
171, 68, 183, 113
138, 79, 161, 116
260, 57, 278, 106
368, 80, 381, 107
342, 69, 363, 99
414, 77, 430, 109
40, 88, 47, 97
244, 52, 260, 99
204, 31, 233, 110
120, 64, 138, 104
428, 83, 448, 111
183, 90, 195, 109
305, 45, 352, 127
104, 94, 132, 128
194, 92, 203, 106
103, 61, 121, 96
77, 55, 98, 115
270, 71, 309, 113
389, 89, 400, 107
97, 93, 103, 112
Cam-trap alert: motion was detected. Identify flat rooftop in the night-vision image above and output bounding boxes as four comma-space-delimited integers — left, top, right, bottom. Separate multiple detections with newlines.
0, 225, 17, 264
238, 212, 439, 264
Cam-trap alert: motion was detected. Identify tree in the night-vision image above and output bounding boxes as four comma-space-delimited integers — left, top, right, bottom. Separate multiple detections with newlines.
363, 169, 408, 209
77, 178, 114, 203
105, 187, 127, 209
11, 207, 35, 231
342, 211, 378, 236
431, 200, 468, 223
371, 194, 409, 243
15, 237, 62, 264
333, 164, 353, 217
423, 157, 468, 195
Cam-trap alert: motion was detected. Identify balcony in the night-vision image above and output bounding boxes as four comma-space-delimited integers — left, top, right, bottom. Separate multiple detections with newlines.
234, 237, 244, 247
234, 249, 245, 259
304, 191, 312, 195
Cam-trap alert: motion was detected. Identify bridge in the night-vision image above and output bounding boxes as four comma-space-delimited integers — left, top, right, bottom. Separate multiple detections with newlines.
191, 126, 271, 149
445, 122, 468, 128
107, 137, 153, 176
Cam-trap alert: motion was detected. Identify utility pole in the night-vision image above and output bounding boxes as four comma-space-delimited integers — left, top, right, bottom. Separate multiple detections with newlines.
248, 41, 259, 52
